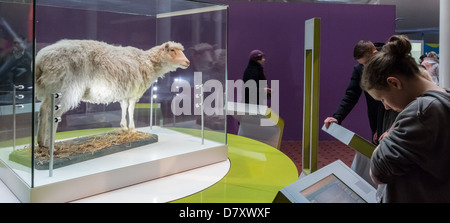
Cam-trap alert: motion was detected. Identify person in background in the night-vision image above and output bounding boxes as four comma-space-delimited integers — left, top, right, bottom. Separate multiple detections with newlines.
242, 49, 271, 105
418, 53, 427, 64
323, 40, 397, 187
0, 35, 32, 101
361, 34, 450, 202
420, 51, 439, 85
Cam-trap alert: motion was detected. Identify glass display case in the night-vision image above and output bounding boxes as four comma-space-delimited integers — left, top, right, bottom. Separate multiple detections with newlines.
0, 0, 228, 202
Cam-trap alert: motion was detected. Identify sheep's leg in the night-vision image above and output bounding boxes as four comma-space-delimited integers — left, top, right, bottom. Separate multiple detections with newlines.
120, 100, 129, 130
127, 98, 137, 132
37, 97, 50, 148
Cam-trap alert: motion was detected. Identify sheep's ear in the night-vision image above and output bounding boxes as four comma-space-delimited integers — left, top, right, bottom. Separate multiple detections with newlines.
164, 43, 170, 51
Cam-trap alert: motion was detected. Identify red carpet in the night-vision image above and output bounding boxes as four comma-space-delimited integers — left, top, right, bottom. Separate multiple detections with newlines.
280, 140, 355, 176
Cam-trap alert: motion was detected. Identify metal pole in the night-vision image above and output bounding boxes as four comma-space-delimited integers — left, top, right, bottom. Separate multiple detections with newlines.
150, 83, 154, 130
49, 93, 55, 177
440, 0, 450, 88
49, 93, 61, 177
12, 85, 24, 151
200, 85, 204, 145
12, 85, 16, 151
195, 84, 204, 145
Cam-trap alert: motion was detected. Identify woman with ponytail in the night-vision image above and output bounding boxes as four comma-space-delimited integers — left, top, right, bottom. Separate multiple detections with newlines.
361, 35, 450, 202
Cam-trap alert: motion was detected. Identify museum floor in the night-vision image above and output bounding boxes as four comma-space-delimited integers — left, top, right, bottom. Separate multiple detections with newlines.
280, 140, 356, 176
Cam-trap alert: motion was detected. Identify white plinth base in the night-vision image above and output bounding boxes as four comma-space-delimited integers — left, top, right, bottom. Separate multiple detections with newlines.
0, 159, 230, 203
0, 127, 228, 203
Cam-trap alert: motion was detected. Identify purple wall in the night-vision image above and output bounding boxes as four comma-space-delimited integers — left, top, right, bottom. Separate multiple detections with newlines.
223, 2, 396, 141
35, 7, 157, 50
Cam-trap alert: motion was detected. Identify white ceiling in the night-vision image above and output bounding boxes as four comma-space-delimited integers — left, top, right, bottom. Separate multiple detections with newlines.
379, 0, 440, 43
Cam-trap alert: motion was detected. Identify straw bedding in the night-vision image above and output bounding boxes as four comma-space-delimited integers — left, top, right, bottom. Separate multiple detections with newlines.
34, 129, 154, 163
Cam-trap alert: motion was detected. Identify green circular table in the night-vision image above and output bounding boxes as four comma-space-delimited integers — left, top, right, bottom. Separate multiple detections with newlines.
172, 133, 299, 203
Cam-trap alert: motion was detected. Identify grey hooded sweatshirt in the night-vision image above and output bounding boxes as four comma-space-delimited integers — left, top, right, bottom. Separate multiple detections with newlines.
371, 89, 450, 203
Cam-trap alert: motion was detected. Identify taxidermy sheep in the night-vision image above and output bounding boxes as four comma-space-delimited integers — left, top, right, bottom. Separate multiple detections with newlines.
35, 39, 190, 148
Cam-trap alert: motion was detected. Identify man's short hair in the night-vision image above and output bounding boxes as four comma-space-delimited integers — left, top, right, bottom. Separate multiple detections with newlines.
353, 40, 376, 60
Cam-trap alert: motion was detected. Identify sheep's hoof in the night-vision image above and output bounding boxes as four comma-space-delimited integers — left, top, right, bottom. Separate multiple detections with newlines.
38, 142, 49, 150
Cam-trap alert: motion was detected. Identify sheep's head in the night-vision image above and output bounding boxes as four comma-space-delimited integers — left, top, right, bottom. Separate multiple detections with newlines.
162, 41, 190, 70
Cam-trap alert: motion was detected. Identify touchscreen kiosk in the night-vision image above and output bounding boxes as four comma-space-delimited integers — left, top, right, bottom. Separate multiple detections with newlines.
321, 123, 375, 158
273, 160, 377, 203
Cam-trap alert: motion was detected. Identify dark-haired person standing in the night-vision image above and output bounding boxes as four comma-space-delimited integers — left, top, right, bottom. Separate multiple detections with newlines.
242, 49, 271, 105
323, 40, 385, 187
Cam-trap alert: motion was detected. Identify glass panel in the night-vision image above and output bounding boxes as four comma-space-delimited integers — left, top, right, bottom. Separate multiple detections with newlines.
1, 0, 227, 201
36, 0, 221, 16
0, 0, 34, 187
155, 4, 228, 144
32, 0, 162, 187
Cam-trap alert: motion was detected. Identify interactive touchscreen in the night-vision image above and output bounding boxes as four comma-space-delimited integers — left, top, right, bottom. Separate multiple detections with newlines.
272, 160, 377, 203
300, 174, 366, 203
322, 123, 375, 158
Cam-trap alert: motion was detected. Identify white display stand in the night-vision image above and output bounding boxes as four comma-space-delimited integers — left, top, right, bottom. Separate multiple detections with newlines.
227, 102, 284, 149
0, 127, 228, 203
0, 159, 230, 203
